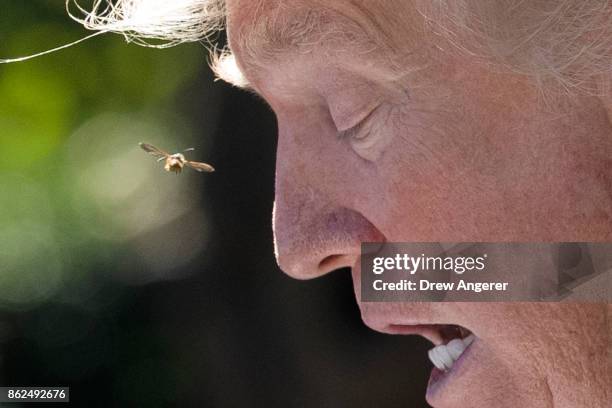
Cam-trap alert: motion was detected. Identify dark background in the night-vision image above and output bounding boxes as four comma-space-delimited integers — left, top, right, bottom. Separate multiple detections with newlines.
0, 2, 431, 406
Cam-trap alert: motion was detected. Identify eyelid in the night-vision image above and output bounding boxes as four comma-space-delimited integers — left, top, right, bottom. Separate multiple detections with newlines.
336, 103, 380, 139
332, 95, 382, 129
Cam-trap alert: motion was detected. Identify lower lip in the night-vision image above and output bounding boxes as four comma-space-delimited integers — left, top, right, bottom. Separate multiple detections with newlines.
426, 338, 475, 398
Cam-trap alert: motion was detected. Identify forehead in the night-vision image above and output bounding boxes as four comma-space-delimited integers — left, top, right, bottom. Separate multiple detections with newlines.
225, 0, 419, 84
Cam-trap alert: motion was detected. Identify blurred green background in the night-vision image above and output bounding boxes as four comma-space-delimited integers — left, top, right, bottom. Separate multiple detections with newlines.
0, 2, 432, 407
0, 1, 215, 306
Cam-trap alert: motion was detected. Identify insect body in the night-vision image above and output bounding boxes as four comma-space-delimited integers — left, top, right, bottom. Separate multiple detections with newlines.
139, 142, 215, 174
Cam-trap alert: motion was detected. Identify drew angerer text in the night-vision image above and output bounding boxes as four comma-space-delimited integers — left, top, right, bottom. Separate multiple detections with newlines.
372, 279, 509, 293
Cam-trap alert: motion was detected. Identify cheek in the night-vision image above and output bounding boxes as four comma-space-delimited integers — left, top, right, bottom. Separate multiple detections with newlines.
364, 107, 499, 240
360, 73, 549, 240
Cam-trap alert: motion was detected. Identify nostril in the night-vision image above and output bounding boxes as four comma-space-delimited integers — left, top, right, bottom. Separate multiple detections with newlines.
318, 254, 348, 273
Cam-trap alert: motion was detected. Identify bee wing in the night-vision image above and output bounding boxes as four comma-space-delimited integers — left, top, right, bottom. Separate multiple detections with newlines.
139, 142, 170, 158
186, 160, 215, 173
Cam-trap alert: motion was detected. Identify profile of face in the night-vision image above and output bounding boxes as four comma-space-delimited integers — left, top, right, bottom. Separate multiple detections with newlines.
223, 0, 611, 406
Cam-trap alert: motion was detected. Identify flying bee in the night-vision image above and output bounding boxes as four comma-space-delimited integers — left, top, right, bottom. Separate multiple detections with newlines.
139, 142, 215, 174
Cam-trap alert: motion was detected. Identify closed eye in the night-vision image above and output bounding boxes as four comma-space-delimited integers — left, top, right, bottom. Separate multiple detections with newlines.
337, 104, 380, 141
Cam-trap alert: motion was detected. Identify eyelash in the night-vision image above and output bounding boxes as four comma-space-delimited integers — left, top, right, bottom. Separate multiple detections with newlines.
338, 121, 367, 140
336, 106, 378, 141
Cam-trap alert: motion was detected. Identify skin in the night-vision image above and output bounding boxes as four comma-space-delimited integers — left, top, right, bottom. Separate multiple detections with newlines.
224, 0, 611, 406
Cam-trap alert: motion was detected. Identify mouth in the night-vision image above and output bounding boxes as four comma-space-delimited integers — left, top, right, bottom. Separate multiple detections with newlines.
383, 322, 476, 394
351, 265, 477, 398
425, 324, 474, 372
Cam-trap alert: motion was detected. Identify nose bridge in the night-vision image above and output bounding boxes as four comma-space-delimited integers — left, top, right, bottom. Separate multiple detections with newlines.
273, 115, 338, 230
272, 123, 383, 279
273, 111, 352, 206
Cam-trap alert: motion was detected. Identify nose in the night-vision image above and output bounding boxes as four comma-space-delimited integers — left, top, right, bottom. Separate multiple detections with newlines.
272, 137, 384, 279
273, 197, 383, 279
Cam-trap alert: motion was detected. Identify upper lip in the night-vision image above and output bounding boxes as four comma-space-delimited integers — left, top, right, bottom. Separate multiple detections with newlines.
359, 307, 463, 346
358, 298, 475, 347
383, 324, 447, 345
351, 257, 469, 347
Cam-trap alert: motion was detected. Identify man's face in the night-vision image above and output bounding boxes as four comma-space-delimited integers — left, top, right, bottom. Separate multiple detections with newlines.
225, 0, 611, 406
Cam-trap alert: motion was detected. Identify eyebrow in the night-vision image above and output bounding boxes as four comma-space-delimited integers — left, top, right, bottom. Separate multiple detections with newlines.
230, 4, 391, 82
